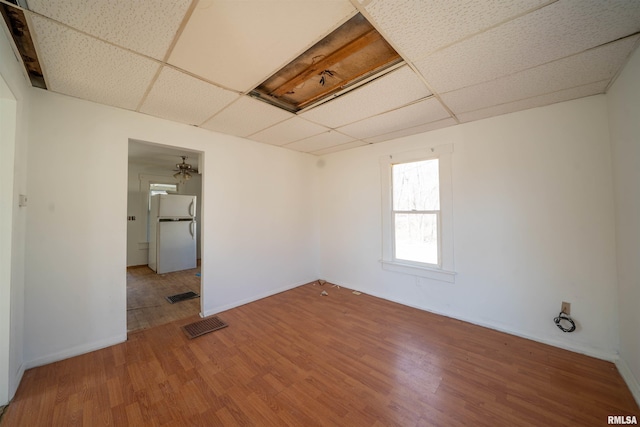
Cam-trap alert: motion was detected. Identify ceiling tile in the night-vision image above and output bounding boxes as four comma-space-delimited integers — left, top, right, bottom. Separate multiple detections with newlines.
440, 36, 638, 114
301, 65, 431, 128
129, 140, 200, 171
168, 0, 356, 92
365, 0, 549, 61
283, 131, 354, 153
456, 80, 609, 123
337, 97, 450, 139
311, 140, 369, 156
201, 96, 293, 137
249, 117, 329, 146
416, 0, 640, 93
30, 15, 160, 111
364, 118, 458, 144
139, 66, 239, 126
27, 0, 191, 60
18, 0, 640, 156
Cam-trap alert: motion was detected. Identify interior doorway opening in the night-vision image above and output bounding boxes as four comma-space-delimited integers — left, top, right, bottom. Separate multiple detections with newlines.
126, 139, 203, 334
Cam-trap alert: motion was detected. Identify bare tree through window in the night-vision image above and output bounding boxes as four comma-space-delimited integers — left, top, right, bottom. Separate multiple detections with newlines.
392, 159, 440, 265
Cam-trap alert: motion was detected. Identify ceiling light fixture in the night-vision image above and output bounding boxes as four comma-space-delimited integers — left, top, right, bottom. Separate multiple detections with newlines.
173, 156, 194, 183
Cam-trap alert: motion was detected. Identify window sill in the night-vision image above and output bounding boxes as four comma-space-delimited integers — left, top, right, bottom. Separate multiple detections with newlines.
380, 260, 456, 283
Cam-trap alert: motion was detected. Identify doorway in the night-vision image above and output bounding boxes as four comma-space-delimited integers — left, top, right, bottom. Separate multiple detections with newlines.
126, 140, 203, 334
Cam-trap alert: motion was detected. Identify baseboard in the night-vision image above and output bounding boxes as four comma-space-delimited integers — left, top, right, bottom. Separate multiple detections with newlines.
126, 264, 149, 269
1, 363, 25, 405
10, 362, 25, 401
616, 357, 640, 407
201, 278, 316, 318
324, 277, 618, 362
22, 280, 313, 368
24, 334, 127, 370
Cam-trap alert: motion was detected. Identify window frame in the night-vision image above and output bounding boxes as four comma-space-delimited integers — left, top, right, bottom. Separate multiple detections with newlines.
391, 158, 442, 268
380, 145, 456, 283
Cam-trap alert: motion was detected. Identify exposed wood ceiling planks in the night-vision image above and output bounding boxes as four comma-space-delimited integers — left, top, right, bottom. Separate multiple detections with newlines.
252, 13, 402, 113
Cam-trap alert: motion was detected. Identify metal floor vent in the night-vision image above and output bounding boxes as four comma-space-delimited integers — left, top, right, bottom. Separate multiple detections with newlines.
182, 316, 228, 339
166, 291, 199, 304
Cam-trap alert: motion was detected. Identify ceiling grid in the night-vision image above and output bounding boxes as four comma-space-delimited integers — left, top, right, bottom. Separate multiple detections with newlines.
1, 0, 637, 156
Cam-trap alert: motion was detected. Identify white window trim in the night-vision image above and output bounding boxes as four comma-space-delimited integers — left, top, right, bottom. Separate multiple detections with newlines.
380, 144, 456, 283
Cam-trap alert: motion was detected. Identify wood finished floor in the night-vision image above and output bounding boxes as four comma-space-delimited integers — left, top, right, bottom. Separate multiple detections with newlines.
127, 265, 201, 333
3, 283, 638, 426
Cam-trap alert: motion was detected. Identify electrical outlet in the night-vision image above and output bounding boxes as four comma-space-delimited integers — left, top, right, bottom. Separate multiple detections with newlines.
561, 301, 571, 315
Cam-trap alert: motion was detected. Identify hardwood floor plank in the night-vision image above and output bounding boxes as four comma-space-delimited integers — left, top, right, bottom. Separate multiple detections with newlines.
124, 402, 144, 426
214, 407, 241, 426
2, 283, 638, 426
109, 404, 128, 427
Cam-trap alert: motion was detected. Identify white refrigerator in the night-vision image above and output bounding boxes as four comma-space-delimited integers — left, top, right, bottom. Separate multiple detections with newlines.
148, 194, 197, 274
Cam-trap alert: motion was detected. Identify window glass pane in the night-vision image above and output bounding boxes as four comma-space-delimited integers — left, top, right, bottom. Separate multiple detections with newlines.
394, 213, 438, 265
393, 159, 439, 211
150, 183, 177, 193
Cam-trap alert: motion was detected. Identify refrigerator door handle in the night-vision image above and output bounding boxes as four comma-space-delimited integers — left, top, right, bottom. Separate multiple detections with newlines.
189, 220, 196, 239
189, 200, 195, 217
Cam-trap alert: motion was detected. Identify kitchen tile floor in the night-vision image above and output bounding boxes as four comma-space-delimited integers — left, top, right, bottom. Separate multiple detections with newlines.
126, 263, 201, 333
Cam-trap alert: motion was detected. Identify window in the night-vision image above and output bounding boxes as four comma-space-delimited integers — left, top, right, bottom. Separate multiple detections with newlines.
381, 145, 455, 282
149, 182, 178, 196
393, 159, 440, 266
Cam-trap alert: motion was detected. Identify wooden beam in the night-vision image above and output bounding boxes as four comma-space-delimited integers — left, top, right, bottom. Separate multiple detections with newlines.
296, 55, 402, 110
0, 4, 46, 89
269, 29, 382, 98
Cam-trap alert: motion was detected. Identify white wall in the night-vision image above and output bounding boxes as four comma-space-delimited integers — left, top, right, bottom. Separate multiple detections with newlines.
318, 95, 620, 359
0, 61, 17, 409
126, 162, 148, 267
607, 46, 640, 404
23, 88, 318, 367
3, 12, 635, 403
0, 28, 29, 404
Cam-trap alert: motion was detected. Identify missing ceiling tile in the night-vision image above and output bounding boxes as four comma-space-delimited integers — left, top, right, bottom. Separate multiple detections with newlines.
250, 13, 402, 113
0, 3, 46, 89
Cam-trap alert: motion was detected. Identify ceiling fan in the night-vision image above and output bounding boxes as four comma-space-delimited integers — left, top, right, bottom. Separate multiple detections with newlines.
173, 156, 198, 183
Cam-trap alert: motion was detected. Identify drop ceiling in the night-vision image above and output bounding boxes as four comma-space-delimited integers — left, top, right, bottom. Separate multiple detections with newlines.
2, 0, 639, 156
128, 139, 200, 172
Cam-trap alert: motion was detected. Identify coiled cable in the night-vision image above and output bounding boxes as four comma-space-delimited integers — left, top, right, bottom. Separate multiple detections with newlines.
554, 311, 576, 333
